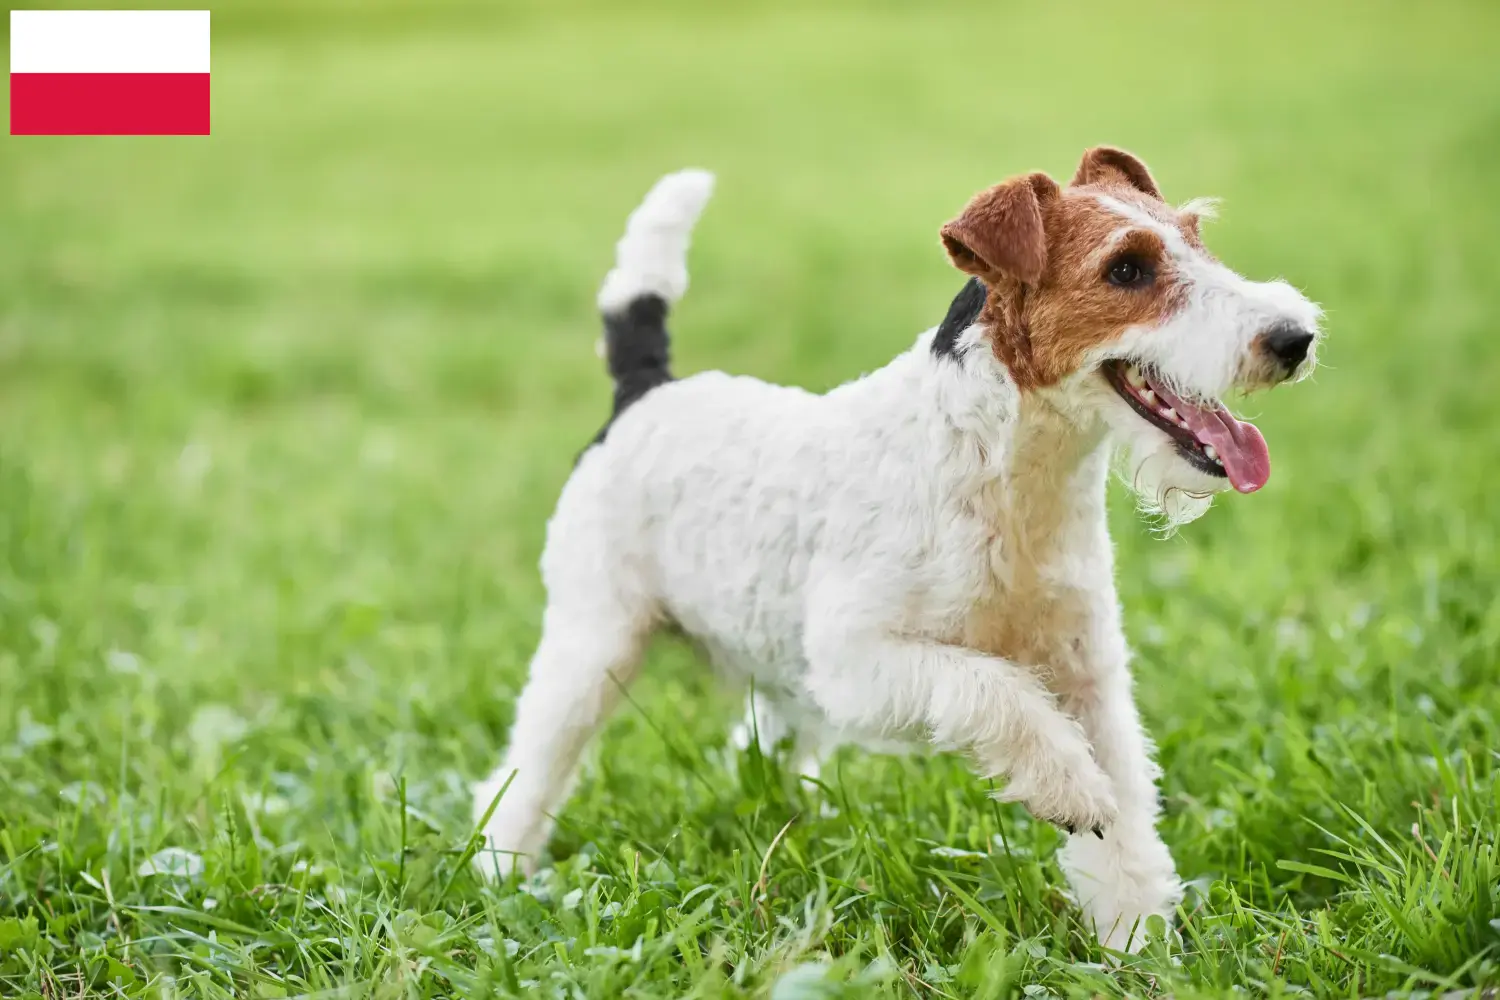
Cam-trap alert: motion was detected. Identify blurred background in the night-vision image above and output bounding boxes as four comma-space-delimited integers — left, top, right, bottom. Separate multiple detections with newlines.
2, 0, 1499, 995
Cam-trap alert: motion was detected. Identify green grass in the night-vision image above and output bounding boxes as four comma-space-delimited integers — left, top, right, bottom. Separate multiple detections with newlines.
2, 0, 1500, 995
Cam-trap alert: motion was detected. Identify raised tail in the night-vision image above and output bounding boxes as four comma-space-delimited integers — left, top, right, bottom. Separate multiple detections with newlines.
593, 169, 715, 436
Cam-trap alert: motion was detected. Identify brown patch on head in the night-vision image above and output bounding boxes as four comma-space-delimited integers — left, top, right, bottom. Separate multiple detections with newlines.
1009, 194, 1185, 388
940, 147, 1212, 390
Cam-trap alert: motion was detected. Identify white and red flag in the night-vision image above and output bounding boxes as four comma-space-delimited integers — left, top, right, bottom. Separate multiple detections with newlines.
10, 10, 210, 135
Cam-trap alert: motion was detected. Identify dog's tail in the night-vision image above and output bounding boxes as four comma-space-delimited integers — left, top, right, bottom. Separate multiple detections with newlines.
595, 169, 715, 415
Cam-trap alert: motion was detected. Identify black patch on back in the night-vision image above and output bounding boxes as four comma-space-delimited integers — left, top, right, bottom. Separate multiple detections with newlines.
588, 294, 674, 450
930, 277, 986, 361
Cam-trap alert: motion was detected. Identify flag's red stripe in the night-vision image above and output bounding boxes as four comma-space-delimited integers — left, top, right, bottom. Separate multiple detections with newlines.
10, 73, 210, 135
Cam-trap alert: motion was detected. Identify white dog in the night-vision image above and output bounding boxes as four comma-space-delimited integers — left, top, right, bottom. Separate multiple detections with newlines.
474, 147, 1321, 951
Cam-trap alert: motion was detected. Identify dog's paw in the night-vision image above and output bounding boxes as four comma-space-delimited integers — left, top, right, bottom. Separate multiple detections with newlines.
469, 830, 536, 882
470, 781, 542, 881
996, 752, 1118, 834
1059, 825, 1182, 954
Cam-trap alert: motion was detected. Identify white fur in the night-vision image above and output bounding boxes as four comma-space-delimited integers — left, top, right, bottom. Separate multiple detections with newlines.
596, 169, 715, 313
474, 173, 1321, 953
1178, 196, 1220, 221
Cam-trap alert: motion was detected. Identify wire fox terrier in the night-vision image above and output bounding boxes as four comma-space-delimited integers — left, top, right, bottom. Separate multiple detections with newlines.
473, 147, 1322, 951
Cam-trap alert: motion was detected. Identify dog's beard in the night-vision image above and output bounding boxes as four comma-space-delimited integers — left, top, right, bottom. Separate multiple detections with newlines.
1114, 423, 1223, 530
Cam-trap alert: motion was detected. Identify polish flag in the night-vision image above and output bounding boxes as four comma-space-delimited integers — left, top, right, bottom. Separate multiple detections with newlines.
10, 10, 210, 135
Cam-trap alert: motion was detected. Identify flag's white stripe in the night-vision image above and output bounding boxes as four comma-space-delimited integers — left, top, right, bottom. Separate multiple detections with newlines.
10, 10, 210, 74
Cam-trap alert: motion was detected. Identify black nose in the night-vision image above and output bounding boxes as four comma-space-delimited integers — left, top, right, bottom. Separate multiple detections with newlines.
1261, 323, 1314, 369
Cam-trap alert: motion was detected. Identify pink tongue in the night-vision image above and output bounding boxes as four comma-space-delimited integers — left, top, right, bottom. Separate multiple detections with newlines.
1148, 378, 1271, 493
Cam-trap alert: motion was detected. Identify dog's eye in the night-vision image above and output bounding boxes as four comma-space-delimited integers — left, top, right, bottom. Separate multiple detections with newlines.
1106, 256, 1152, 287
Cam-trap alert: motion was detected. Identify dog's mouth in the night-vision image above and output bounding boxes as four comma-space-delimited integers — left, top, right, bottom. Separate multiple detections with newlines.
1102, 360, 1271, 493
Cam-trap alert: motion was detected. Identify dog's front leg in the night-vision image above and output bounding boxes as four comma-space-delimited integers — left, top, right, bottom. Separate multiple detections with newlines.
1056, 651, 1182, 953
802, 621, 1118, 833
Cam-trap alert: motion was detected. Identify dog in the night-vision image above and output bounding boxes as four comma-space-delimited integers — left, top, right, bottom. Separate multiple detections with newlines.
473, 147, 1321, 952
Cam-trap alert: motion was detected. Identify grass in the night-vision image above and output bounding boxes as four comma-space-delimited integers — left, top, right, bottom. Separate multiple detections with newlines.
2, 0, 1499, 995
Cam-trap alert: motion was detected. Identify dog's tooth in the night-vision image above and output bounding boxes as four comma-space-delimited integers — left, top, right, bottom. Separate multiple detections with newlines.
1139, 389, 1156, 404
1126, 365, 1146, 388
1162, 407, 1178, 422
1204, 445, 1220, 463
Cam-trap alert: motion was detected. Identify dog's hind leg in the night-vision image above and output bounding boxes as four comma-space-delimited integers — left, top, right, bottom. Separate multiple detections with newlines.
472, 564, 653, 879
473, 169, 713, 878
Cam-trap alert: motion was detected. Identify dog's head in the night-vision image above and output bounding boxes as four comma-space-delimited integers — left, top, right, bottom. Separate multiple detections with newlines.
941, 146, 1322, 524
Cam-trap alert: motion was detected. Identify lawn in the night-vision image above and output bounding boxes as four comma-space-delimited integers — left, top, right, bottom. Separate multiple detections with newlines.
2, 0, 1499, 995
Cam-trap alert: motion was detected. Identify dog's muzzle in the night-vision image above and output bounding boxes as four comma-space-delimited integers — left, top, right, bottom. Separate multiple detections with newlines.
1257, 321, 1315, 379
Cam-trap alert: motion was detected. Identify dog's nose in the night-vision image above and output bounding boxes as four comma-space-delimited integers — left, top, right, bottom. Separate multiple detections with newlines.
1260, 322, 1314, 369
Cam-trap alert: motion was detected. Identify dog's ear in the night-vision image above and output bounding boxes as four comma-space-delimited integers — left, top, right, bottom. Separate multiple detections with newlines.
1070, 146, 1161, 199
940, 173, 1059, 286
